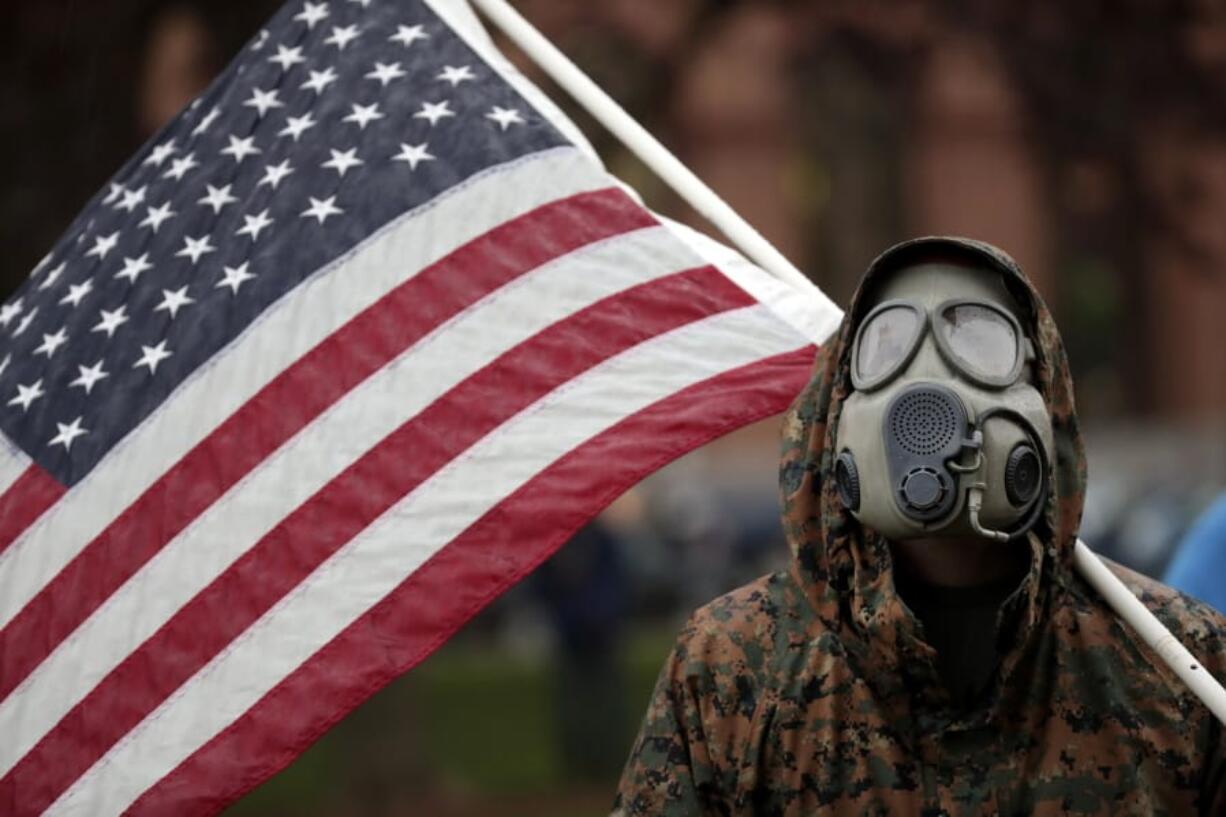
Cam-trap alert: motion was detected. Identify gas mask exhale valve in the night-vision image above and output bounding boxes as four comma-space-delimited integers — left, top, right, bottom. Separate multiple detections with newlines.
833, 260, 1054, 543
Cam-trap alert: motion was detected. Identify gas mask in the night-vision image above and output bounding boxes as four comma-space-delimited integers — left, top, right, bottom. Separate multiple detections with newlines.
833, 258, 1054, 542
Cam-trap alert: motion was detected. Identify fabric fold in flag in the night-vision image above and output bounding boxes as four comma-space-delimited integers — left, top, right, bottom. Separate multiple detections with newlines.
0, 1, 842, 815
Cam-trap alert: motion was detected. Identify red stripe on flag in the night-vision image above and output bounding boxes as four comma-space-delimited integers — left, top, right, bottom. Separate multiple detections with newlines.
128, 344, 816, 817
0, 187, 652, 704
0, 465, 66, 557
0, 267, 755, 816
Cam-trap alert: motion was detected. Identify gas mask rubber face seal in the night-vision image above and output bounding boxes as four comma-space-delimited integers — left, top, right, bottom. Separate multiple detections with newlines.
833, 261, 1054, 543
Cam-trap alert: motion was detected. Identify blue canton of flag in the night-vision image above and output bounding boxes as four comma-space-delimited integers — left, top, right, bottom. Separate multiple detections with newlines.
0, 0, 565, 486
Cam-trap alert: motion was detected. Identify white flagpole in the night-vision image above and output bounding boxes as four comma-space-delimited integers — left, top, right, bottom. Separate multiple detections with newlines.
466, 0, 812, 296
1074, 540, 1226, 723
467, 0, 1226, 725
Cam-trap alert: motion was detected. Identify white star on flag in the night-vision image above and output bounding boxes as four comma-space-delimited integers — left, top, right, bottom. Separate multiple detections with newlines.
102, 183, 125, 205
92, 306, 130, 338
116, 254, 153, 283
268, 44, 306, 70
48, 417, 88, 451
70, 361, 110, 395
243, 87, 285, 117
293, 1, 329, 28
198, 184, 239, 214
278, 113, 317, 141
486, 106, 526, 130
301, 67, 339, 93
365, 61, 406, 86
116, 186, 148, 212
192, 107, 221, 136
221, 135, 262, 163
325, 24, 361, 49
258, 159, 295, 189
436, 64, 476, 86
342, 103, 384, 129
59, 280, 94, 307
414, 100, 455, 125
176, 235, 217, 265
37, 263, 64, 290
322, 147, 364, 176
217, 263, 258, 294
142, 141, 177, 166
7, 379, 44, 411
139, 202, 176, 233
391, 142, 435, 170
134, 340, 173, 374
238, 210, 275, 241
12, 307, 38, 336
155, 287, 195, 319
163, 152, 199, 180
389, 24, 428, 47
301, 195, 343, 224
0, 300, 22, 327
34, 328, 69, 358
85, 231, 120, 260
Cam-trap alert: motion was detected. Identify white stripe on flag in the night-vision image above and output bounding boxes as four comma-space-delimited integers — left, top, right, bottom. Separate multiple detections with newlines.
0, 147, 605, 629
47, 302, 805, 817
0, 433, 31, 498
0, 224, 687, 774
659, 215, 843, 344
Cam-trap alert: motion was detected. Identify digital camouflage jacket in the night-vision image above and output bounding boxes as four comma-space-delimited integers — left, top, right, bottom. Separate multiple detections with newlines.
613, 239, 1226, 816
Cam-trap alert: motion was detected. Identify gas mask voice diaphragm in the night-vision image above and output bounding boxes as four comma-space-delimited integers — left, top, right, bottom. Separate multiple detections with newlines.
833, 261, 1054, 542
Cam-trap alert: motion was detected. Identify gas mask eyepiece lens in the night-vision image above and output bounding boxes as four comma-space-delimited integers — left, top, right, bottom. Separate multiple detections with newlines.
853, 303, 923, 389
934, 301, 1024, 387
852, 300, 1027, 393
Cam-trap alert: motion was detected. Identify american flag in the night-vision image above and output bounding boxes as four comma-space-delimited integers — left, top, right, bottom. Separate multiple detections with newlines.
0, 0, 840, 814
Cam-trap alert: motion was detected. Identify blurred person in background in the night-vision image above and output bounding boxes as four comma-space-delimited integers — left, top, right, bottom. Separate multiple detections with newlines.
532, 521, 630, 783
1165, 491, 1226, 615
613, 238, 1226, 816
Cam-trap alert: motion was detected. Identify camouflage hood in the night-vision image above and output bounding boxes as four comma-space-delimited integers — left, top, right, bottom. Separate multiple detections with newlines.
779, 236, 1088, 714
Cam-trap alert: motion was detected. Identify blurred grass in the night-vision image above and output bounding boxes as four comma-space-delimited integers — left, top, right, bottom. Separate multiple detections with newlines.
226, 625, 676, 816
416, 643, 564, 791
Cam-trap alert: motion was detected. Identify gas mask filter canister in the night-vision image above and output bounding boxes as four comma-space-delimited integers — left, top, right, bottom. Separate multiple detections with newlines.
833, 257, 1054, 543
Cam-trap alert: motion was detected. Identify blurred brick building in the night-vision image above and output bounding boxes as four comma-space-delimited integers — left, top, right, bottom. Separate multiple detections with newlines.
513, 0, 1226, 425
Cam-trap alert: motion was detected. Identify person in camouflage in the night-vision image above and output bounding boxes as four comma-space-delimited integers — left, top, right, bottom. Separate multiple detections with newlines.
612, 237, 1226, 816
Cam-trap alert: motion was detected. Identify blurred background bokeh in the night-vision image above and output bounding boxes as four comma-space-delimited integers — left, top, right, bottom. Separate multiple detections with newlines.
5, 1, 1226, 814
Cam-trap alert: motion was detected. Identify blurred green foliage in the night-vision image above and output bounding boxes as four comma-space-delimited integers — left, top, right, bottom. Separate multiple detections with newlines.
225, 626, 676, 816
